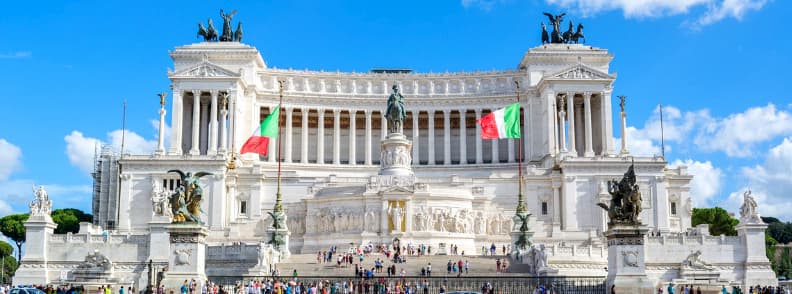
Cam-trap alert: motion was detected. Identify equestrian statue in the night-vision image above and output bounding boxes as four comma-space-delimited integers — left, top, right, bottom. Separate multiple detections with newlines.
386, 84, 406, 135
197, 9, 243, 42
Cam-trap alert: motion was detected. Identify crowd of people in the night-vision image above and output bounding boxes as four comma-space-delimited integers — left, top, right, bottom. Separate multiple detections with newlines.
659, 283, 790, 294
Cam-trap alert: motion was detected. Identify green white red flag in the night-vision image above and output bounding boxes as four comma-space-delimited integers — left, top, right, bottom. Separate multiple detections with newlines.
477, 103, 521, 139
240, 105, 280, 155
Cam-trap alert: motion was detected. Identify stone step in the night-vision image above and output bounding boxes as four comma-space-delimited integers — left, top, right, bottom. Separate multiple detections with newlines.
276, 253, 521, 276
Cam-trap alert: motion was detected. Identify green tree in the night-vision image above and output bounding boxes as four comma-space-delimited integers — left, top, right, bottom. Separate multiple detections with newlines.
0, 241, 18, 284
0, 214, 28, 261
691, 207, 738, 236
51, 208, 93, 234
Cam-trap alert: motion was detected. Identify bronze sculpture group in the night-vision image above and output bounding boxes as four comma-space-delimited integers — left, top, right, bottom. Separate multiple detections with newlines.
198, 9, 243, 42
542, 12, 585, 44
598, 162, 643, 226
167, 169, 212, 224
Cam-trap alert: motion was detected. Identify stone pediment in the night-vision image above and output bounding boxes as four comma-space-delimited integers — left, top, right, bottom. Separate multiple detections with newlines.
379, 185, 414, 194
170, 61, 239, 78
547, 64, 614, 81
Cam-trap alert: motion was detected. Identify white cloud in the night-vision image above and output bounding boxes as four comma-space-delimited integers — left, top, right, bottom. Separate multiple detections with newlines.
0, 139, 22, 181
544, 0, 769, 26
461, 0, 500, 10
64, 131, 102, 175
64, 120, 167, 175
0, 51, 31, 59
722, 137, 792, 220
671, 159, 722, 207
693, 104, 792, 157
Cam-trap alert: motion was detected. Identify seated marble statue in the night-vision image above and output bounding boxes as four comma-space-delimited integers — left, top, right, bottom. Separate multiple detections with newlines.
683, 250, 714, 271
77, 250, 113, 272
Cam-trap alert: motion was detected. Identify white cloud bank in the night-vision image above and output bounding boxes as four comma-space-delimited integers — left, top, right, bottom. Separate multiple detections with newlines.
544, 0, 769, 26
64, 121, 168, 175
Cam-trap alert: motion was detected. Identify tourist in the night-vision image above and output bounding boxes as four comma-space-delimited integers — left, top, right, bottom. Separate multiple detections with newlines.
667, 283, 675, 294
446, 260, 452, 274
495, 258, 501, 272
464, 260, 469, 274
490, 243, 496, 256
721, 285, 729, 294
181, 281, 189, 294
119, 287, 124, 294
427, 262, 432, 276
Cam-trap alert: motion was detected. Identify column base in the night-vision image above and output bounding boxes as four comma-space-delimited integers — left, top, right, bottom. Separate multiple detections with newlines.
584, 151, 595, 157
189, 149, 200, 156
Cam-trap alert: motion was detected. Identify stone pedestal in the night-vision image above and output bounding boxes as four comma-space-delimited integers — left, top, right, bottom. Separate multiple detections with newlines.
267, 227, 291, 259
379, 133, 413, 176
737, 222, 777, 287
159, 224, 208, 290
13, 214, 58, 285
606, 225, 654, 294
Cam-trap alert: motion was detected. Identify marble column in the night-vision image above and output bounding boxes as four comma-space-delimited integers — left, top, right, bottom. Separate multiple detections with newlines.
507, 137, 515, 163
412, 111, 420, 165
474, 109, 482, 164
427, 111, 435, 165
558, 99, 568, 153
219, 95, 228, 153
209, 91, 218, 155
169, 89, 183, 155
381, 112, 387, 140
317, 109, 325, 164
602, 91, 615, 156
348, 111, 356, 165
459, 110, 467, 164
365, 110, 372, 165
552, 179, 562, 226
267, 106, 276, 163
583, 92, 595, 157
443, 110, 451, 165
491, 125, 499, 163
333, 109, 341, 165
228, 92, 236, 152
285, 107, 294, 163
190, 91, 200, 155
156, 99, 167, 155
566, 92, 576, 156
200, 96, 210, 155
301, 108, 309, 164
524, 102, 531, 161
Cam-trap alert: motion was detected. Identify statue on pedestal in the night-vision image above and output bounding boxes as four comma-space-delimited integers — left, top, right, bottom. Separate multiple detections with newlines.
740, 190, 762, 223
167, 170, 212, 224
388, 203, 404, 232
30, 185, 52, 216
219, 9, 237, 42
385, 84, 406, 134
597, 162, 643, 226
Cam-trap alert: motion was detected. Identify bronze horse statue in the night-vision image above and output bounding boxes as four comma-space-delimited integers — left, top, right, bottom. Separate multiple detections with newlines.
562, 21, 575, 44
541, 23, 550, 44
197, 19, 218, 41
385, 85, 406, 134
571, 24, 585, 44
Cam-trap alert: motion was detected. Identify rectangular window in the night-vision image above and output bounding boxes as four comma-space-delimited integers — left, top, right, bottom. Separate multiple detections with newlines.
541, 202, 548, 215
671, 202, 677, 216
240, 200, 247, 215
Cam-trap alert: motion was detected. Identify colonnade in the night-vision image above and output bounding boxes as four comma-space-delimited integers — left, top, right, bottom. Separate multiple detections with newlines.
169, 90, 233, 156
555, 91, 610, 157
255, 107, 530, 165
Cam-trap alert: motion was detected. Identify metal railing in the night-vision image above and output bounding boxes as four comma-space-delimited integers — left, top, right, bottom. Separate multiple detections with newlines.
208, 275, 606, 294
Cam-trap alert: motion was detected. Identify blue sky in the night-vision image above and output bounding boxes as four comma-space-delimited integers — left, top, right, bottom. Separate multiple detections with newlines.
1, 0, 791, 220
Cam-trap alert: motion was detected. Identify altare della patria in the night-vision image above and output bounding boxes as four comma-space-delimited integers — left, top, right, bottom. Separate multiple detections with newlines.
12, 9, 776, 293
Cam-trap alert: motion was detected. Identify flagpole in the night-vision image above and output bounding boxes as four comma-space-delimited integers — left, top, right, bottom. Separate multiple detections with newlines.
275, 81, 284, 213
515, 81, 526, 214
659, 103, 665, 159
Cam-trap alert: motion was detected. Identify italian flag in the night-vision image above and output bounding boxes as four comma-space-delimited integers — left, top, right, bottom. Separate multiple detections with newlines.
240, 105, 280, 155
477, 103, 521, 139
